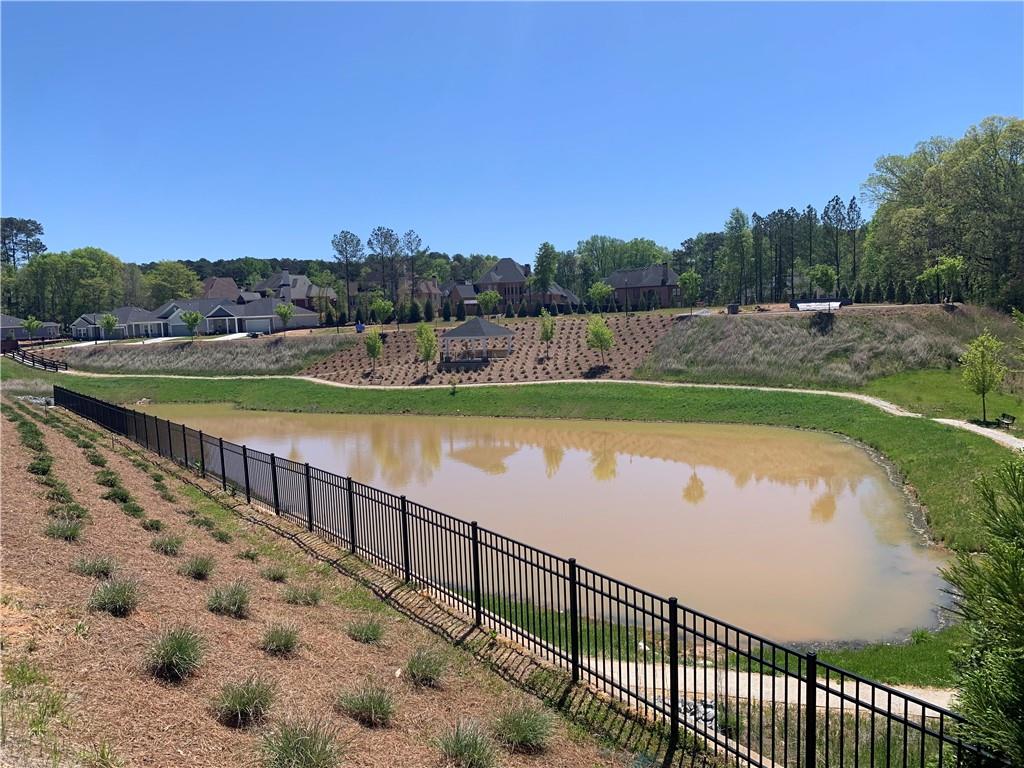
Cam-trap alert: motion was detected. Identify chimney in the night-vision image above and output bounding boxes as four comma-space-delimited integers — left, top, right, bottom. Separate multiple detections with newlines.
662, 263, 668, 286
523, 263, 531, 278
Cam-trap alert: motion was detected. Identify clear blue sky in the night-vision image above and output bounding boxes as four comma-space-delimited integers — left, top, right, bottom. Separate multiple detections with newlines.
3, 2, 1022, 265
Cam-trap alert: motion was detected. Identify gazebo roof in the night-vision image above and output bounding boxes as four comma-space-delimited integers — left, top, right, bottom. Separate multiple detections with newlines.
444, 316, 515, 340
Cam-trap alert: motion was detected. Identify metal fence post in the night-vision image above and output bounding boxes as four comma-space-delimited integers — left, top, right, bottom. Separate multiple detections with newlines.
165, 419, 174, 463
218, 437, 227, 491
400, 495, 411, 583
304, 462, 314, 532
242, 445, 251, 503
805, 652, 818, 768
346, 476, 357, 554
154, 417, 163, 457
143, 413, 149, 450
668, 597, 680, 751
270, 453, 281, 514
198, 431, 206, 477
471, 522, 482, 626
568, 557, 580, 683
181, 423, 189, 469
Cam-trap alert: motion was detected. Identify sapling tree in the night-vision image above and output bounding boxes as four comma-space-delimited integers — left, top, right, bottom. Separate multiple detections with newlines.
364, 328, 382, 372
414, 322, 437, 375
677, 270, 701, 316
477, 290, 500, 318
587, 281, 613, 313
961, 330, 1007, 424
274, 302, 295, 335
538, 308, 555, 360
180, 310, 204, 341
99, 313, 118, 342
586, 315, 614, 365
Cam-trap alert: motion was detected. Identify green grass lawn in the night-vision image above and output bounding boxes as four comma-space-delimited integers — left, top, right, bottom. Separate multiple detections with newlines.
818, 625, 964, 688
12, 362, 1015, 552
863, 368, 1024, 424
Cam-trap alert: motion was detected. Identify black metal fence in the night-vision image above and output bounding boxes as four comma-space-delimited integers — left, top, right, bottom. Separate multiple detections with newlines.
6, 348, 68, 371
52, 385, 1008, 768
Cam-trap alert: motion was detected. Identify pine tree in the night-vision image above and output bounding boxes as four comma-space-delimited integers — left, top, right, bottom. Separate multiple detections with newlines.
885, 280, 896, 303
853, 283, 864, 304
442, 300, 452, 322
408, 300, 422, 324
504, 302, 514, 318
456, 301, 466, 321
424, 298, 434, 322
517, 301, 528, 318
896, 280, 910, 304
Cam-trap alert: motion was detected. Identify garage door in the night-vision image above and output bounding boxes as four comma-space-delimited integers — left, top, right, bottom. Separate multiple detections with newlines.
245, 318, 272, 333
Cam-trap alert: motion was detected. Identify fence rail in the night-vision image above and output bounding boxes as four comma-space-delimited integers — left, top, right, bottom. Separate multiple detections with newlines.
51, 385, 1008, 768
5, 348, 68, 371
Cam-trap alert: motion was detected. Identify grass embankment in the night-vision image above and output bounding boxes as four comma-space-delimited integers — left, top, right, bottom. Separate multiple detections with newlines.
60, 334, 353, 376
864, 368, 1023, 424
638, 304, 1016, 389
817, 625, 963, 688
17, 367, 1012, 553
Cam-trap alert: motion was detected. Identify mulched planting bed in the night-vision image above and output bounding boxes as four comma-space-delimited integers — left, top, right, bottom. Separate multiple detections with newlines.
303, 313, 675, 386
1, 401, 629, 767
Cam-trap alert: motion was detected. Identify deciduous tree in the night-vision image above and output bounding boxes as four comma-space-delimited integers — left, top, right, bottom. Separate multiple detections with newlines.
144, 261, 200, 306
961, 331, 1007, 424
586, 315, 614, 365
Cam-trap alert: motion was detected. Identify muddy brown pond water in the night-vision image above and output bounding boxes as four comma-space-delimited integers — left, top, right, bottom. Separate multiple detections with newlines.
141, 404, 948, 643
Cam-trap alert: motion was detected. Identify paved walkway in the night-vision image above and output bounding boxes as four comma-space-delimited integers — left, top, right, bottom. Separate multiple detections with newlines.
13, 360, 1021, 451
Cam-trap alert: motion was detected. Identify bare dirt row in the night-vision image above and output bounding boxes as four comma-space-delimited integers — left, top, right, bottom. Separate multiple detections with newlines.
0, 400, 630, 767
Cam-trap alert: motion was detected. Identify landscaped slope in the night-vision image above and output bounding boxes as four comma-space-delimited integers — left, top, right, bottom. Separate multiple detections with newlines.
57, 334, 353, 376
638, 304, 1017, 389
303, 313, 674, 385
0, 399, 629, 767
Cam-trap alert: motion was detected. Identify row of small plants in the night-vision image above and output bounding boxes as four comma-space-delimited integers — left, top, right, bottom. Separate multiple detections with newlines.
38, 406, 562, 768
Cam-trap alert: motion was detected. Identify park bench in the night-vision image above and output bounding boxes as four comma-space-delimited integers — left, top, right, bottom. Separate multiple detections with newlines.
997, 413, 1016, 429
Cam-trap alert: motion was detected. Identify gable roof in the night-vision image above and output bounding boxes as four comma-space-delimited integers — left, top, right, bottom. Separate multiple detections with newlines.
450, 283, 477, 302
154, 298, 234, 319
606, 263, 679, 290
200, 276, 241, 299
214, 297, 318, 318
444, 316, 515, 339
477, 258, 528, 285
76, 307, 159, 325
251, 270, 336, 302
1, 314, 58, 329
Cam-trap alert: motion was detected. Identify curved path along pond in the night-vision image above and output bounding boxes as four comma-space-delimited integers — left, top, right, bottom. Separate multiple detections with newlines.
141, 404, 948, 644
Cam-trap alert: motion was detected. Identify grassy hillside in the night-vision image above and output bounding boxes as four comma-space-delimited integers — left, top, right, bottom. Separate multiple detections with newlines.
17, 366, 1014, 552
638, 304, 1017, 389
60, 334, 353, 376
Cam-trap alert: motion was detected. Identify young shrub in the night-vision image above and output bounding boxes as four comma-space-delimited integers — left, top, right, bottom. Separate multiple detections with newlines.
45, 516, 83, 542
85, 451, 107, 467
121, 501, 145, 519
492, 702, 554, 753
151, 534, 184, 556
405, 647, 447, 688
88, 578, 140, 618
335, 682, 394, 728
150, 472, 164, 482
140, 518, 164, 532
27, 454, 53, 476
260, 564, 288, 583
94, 469, 120, 487
346, 618, 383, 645
213, 674, 274, 728
210, 529, 232, 544
436, 720, 497, 768
261, 623, 299, 657
158, 488, 176, 502
238, 548, 260, 562
101, 486, 132, 504
146, 626, 203, 682
260, 718, 340, 768
45, 482, 74, 504
71, 556, 117, 580
178, 555, 215, 581
208, 580, 251, 619
48, 502, 89, 520
282, 585, 321, 606
188, 516, 215, 530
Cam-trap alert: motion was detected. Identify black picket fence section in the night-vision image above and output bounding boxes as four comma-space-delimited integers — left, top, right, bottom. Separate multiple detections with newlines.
52, 385, 1008, 768
5, 348, 68, 371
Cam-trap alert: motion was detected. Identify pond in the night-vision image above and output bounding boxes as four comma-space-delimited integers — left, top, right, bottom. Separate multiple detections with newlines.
141, 403, 948, 643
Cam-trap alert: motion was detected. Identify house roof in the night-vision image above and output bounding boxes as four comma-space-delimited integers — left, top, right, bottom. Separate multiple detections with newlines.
444, 316, 515, 339
450, 283, 477, 302
477, 258, 528, 285
154, 298, 234, 319
606, 263, 679, 290
211, 297, 318, 318
1, 314, 59, 329
251, 270, 336, 302
75, 307, 159, 325
200, 276, 241, 299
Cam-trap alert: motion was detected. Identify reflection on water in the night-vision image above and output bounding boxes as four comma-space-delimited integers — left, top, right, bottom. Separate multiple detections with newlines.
142, 404, 948, 642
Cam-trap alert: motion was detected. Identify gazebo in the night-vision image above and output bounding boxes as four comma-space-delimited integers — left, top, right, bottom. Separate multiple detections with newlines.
441, 316, 514, 364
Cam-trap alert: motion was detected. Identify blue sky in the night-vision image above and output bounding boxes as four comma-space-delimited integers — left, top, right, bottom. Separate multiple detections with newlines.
2, 2, 1022, 265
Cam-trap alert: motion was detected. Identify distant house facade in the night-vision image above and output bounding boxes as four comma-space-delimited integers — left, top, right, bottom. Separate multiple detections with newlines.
200, 276, 243, 300
71, 298, 318, 340
446, 258, 579, 313
605, 263, 680, 308
250, 270, 336, 310
1, 314, 61, 341
70, 307, 164, 340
